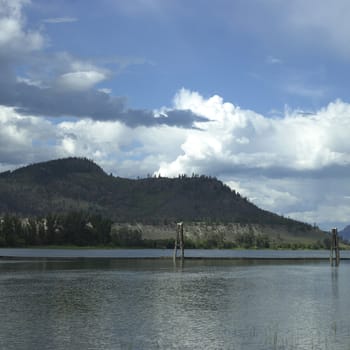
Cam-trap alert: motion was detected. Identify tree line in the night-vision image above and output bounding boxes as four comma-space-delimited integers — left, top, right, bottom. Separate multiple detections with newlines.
0, 212, 333, 249
0, 212, 112, 247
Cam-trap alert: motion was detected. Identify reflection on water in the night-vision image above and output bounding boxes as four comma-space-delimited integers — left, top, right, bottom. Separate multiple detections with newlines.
0, 259, 350, 349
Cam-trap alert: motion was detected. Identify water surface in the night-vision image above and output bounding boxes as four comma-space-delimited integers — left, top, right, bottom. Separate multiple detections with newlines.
1, 248, 349, 259
0, 257, 349, 349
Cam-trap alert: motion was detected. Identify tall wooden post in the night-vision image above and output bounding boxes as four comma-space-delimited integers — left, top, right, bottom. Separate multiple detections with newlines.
173, 225, 179, 261
173, 222, 184, 261
330, 228, 340, 266
336, 229, 340, 266
179, 222, 184, 260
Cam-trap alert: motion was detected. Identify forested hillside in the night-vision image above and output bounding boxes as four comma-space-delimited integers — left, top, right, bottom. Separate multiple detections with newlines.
0, 157, 312, 229
0, 157, 330, 247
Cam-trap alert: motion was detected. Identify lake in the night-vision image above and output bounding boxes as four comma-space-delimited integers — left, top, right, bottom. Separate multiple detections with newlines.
1, 250, 350, 349
1, 248, 350, 259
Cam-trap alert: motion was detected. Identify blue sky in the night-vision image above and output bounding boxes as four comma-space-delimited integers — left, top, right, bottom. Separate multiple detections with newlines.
1, 0, 350, 230
24, 0, 349, 112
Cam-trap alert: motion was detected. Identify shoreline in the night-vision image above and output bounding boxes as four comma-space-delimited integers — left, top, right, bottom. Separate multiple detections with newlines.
0, 247, 348, 261
0, 256, 348, 261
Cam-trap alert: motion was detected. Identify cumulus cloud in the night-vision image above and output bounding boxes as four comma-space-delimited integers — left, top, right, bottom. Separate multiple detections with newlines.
1, 89, 350, 228
0, 0, 44, 58
0, 2, 204, 128
57, 122, 176, 177
156, 89, 350, 228
1, 0, 349, 229
0, 105, 189, 177
158, 89, 350, 176
0, 106, 58, 168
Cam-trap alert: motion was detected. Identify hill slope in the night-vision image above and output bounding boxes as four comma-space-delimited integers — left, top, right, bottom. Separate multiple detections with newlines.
340, 225, 350, 240
0, 158, 323, 240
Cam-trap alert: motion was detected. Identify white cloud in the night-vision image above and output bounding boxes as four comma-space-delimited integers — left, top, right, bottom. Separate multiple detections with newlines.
156, 89, 350, 228
0, 105, 58, 166
0, 3, 163, 126
288, 204, 350, 231
56, 119, 187, 177
240, 176, 350, 230
0, 0, 44, 56
17, 51, 113, 92
1, 88, 350, 229
16, 76, 43, 87
226, 178, 300, 212
158, 89, 350, 177
56, 71, 108, 91
0, 101, 189, 177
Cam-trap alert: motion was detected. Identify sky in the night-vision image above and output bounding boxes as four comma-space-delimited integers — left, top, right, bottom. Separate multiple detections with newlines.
1, 0, 350, 230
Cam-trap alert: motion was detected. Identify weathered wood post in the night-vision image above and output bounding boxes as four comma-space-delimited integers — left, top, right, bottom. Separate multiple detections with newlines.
179, 222, 184, 260
335, 229, 340, 266
173, 222, 184, 261
173, 225, 179, 261
330, 228, 340, 266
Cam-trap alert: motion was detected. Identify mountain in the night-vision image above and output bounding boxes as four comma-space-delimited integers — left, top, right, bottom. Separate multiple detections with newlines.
0, 158, 298, 222
0, 157, 327, 245
339, 225, 350, 241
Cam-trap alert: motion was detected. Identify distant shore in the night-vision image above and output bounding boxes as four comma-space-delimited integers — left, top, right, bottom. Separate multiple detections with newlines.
0, 247, 349, 260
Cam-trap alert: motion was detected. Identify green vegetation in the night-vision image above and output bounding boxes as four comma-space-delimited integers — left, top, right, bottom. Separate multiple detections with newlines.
0, 157, 335, 248
0, 213, 334, 249
0, 212, 111, 247
0, 157, 315, 225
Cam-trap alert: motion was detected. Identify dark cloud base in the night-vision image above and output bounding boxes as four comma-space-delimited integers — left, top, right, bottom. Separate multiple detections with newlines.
0, 69, 206, 128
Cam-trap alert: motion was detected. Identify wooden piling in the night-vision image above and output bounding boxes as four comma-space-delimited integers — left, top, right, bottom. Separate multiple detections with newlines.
173, 226, 179, 261
330, 228, 340, 266
173, 222, 184, 261
179, 222, 184, 260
